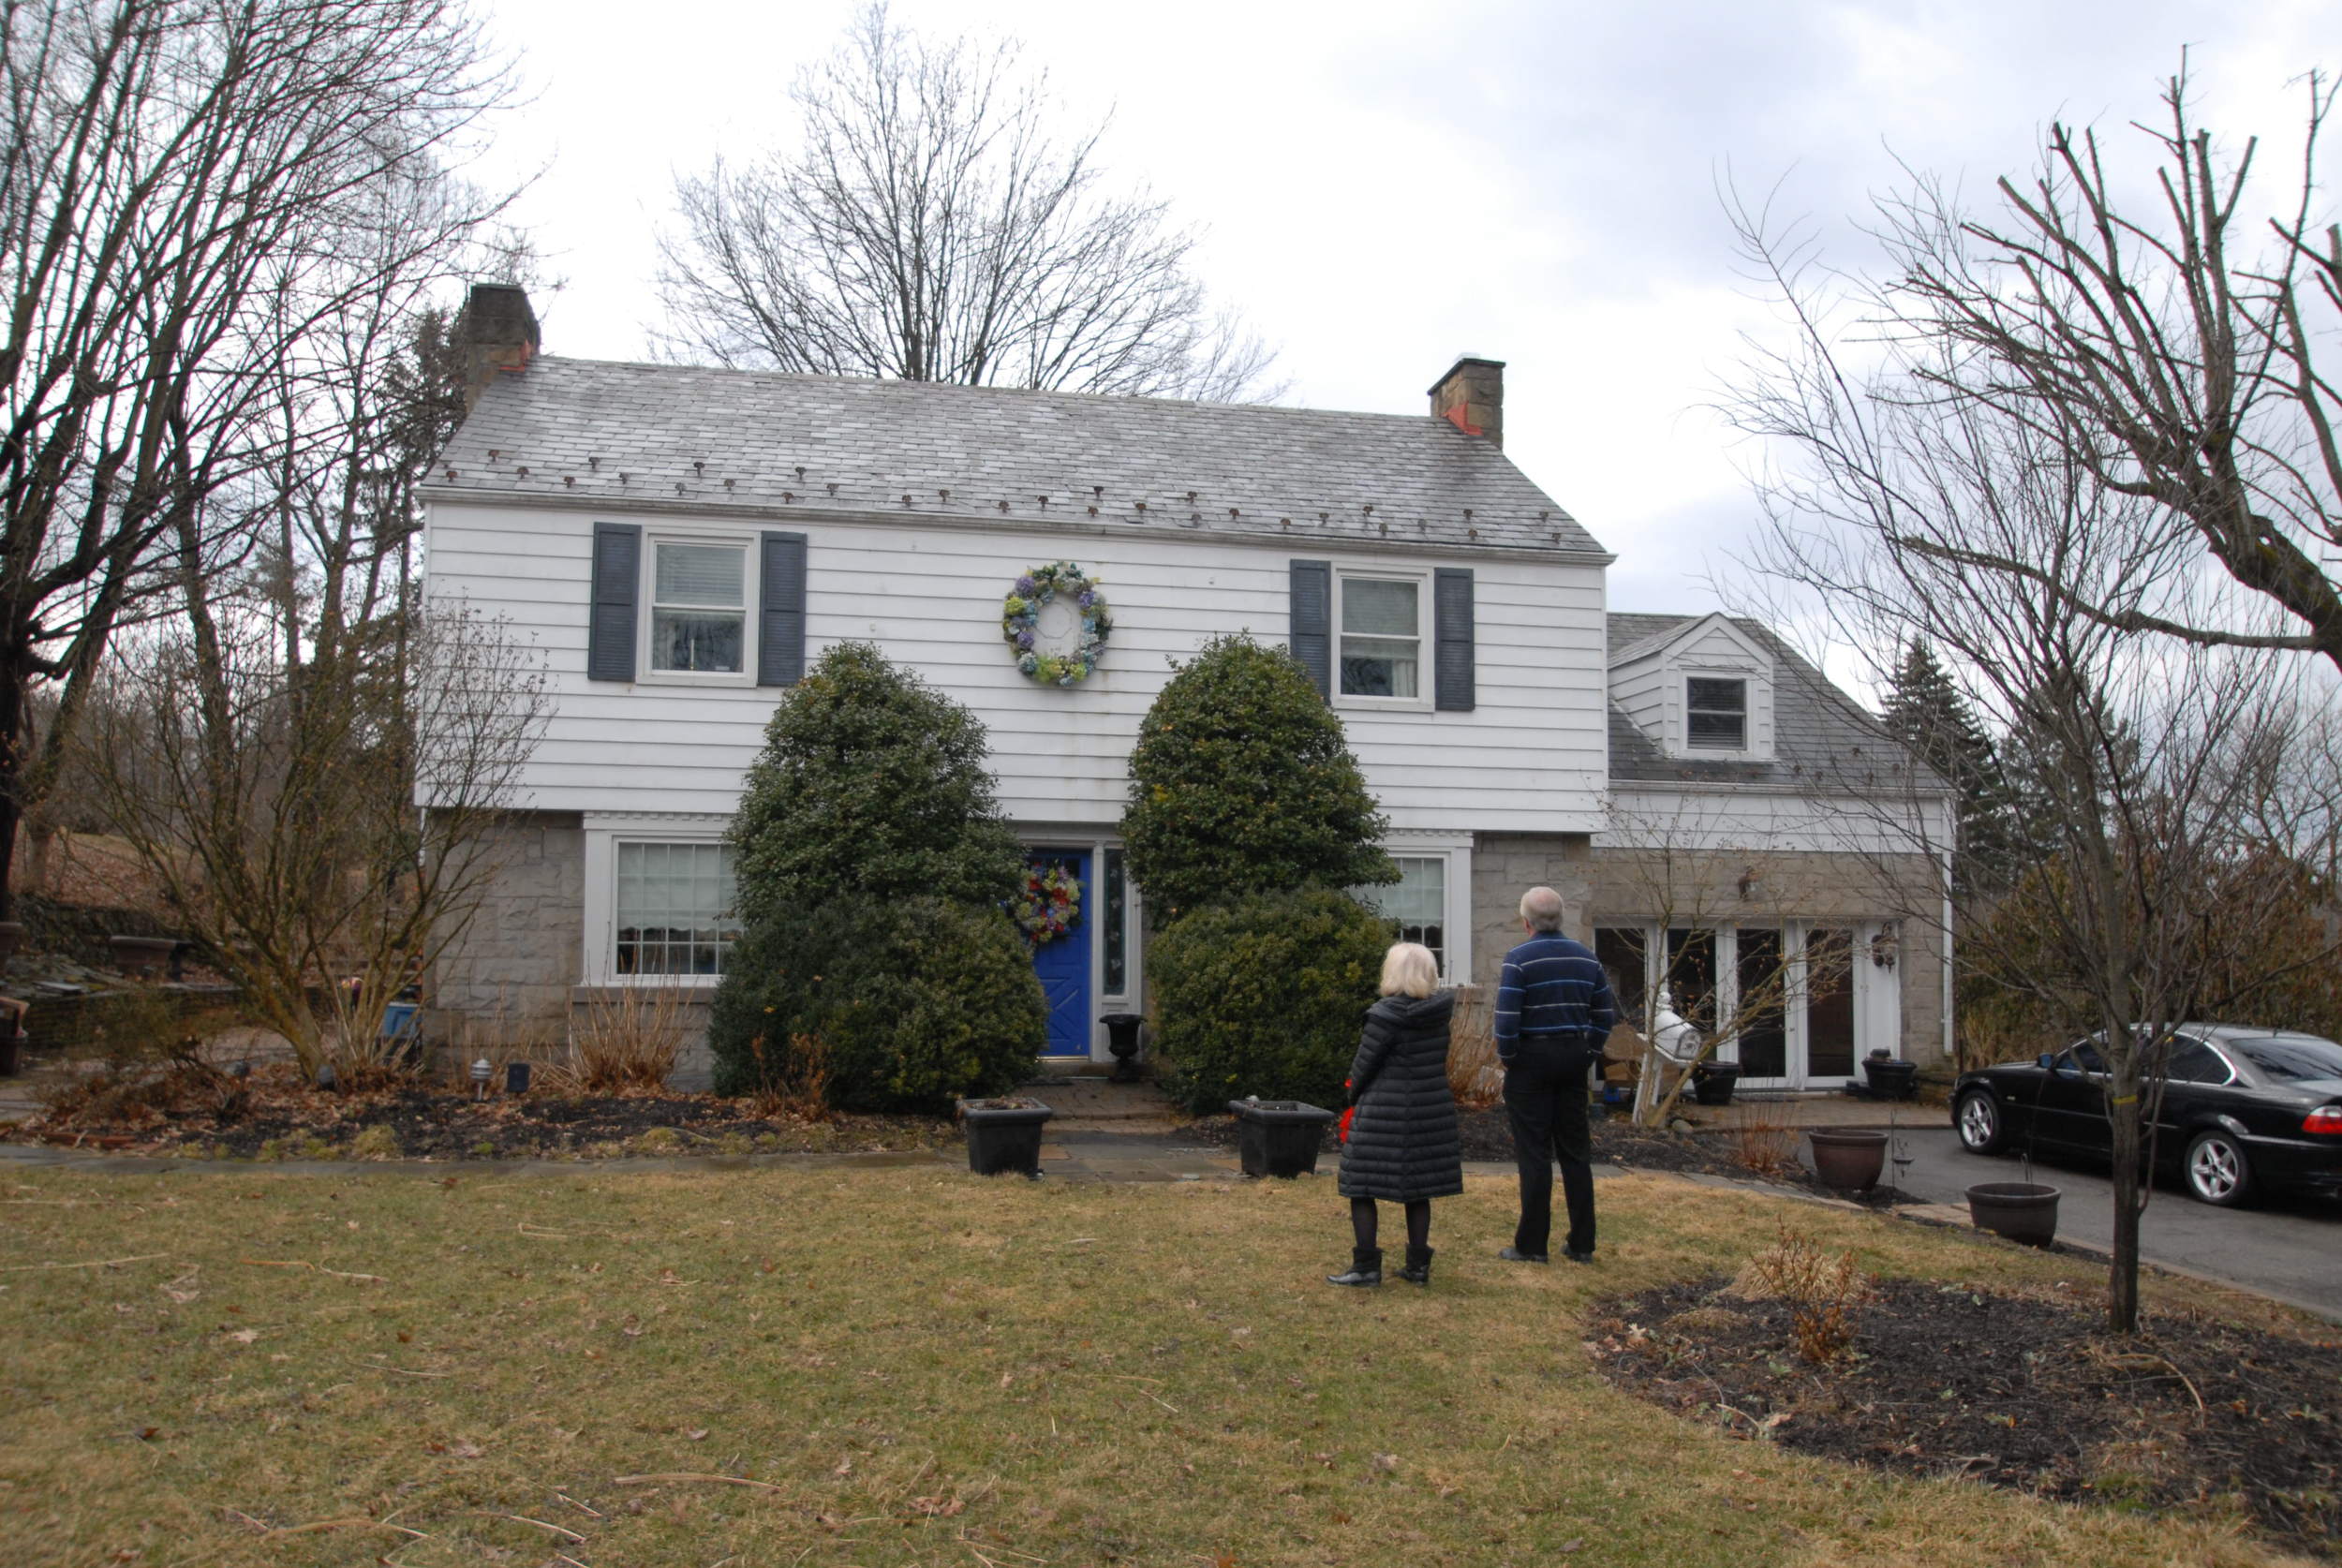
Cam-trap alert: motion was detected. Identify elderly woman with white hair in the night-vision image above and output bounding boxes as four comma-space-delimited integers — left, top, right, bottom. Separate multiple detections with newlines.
1327, 941, 1465, 1288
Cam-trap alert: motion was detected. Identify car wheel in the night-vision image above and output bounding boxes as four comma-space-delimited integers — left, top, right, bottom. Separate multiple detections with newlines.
1956, 1089, 2005, 1154
2183, 1130, 2252, 1207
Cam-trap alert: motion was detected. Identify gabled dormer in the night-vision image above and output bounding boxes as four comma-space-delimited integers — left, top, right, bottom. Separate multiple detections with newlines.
1608, 612, 1775, 762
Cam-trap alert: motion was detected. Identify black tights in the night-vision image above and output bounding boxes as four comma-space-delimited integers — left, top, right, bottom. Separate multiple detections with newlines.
1351, 1197, 1430, 1253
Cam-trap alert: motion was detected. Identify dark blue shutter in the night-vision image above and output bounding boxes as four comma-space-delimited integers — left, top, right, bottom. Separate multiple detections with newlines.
757, 531, 808, 687
1433, 567, 1475, 711
1289, 559, 1331, 700
587, 523, 641, 682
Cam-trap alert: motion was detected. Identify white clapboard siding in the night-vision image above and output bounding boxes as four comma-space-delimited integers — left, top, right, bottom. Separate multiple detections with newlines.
427, 501, 1611, 829
1603, 786, 1948, 858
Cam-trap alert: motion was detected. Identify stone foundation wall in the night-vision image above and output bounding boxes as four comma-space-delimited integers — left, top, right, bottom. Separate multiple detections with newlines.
1468, 832, 1595, 985
426, 812, 586, 1050
426, 813, 723, 1087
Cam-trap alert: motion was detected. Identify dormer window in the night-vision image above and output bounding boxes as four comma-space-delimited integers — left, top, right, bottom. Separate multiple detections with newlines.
1686, 677, 1747, 749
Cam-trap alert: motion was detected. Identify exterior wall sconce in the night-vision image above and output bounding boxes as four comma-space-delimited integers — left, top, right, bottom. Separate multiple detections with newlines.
1736, 867, 1761, 900
1871, 923, 1901, 969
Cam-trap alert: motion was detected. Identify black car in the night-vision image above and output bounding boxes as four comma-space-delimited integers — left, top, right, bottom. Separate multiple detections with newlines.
1952, 1025, 2342, 1206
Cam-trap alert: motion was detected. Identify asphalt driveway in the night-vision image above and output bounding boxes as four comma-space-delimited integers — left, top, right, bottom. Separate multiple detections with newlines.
1843, 1125, 2342, 1323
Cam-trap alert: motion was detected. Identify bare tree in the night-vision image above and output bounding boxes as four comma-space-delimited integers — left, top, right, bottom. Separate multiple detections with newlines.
654, 2, 1278, 402
1771, 63, 2342, 674
82, 598, 545, 1076
1726, 187, 2342, 1331
0, 0, 515, 917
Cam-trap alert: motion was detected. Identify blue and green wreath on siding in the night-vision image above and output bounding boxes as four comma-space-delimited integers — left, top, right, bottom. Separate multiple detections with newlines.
1001, 561, 1112, 686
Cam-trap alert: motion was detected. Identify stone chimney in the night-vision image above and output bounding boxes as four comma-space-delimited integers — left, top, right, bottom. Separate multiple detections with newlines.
1428, 354, 1504, 448
456, 282, 540, 412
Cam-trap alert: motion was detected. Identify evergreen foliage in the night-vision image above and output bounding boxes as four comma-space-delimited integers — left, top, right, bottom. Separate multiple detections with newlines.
706, 895, 1046, 1109
1881, 639, 2029, 891
729, 642, 1023, 925
1148, 887, 1393, 1114
1119, 633, 1395, 921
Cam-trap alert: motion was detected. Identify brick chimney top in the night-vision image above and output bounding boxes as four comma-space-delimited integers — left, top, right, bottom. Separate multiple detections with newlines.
456, 282, 540, 412
1428, 355, 1504, 448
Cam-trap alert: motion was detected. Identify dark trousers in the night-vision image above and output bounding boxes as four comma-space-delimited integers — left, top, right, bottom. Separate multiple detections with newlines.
1504, 1036, 1598, 1258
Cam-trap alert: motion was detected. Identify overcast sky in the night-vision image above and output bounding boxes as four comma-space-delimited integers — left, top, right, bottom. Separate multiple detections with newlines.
465, 0, 2334, 622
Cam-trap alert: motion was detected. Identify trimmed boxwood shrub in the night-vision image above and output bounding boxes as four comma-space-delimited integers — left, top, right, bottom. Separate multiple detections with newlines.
1149, 886, 1394, 1115
1119, 633, 1394, 923
707, 895, 1046, 1111
730, 641, 1023, 925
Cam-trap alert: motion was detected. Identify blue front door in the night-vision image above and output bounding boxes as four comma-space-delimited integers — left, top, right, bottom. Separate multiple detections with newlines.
1027, 851, 1091, 1058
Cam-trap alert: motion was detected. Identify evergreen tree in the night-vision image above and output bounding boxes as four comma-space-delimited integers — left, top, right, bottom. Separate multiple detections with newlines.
1119, 633, 1395, 922
1881, 640, 2027, 891
728, 642, 1023, 924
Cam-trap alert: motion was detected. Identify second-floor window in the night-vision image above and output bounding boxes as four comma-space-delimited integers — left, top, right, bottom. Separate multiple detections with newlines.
1339, 574, 1421, 700
650, 540, 748, 674
1686, 676, 1747, 749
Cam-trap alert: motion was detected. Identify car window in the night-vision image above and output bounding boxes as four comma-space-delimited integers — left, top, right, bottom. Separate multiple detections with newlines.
2066, 1040, 2106, 1073
2229, 1033, 2342, 1085
2162, 1040, 2232, 1086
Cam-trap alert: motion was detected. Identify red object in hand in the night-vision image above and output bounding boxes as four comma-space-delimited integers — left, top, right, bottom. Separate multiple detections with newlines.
1339, 1078, 1356, 1144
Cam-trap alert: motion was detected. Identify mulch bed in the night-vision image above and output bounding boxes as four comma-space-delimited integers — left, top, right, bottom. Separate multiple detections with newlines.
5, 1063, 956, 1161
1175, 1106, 1914, 1208
1591, 1274, 2342, 1559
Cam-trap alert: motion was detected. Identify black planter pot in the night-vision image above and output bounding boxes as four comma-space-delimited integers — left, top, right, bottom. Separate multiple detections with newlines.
960, 1098, 1055, 1176
1228, 1099, 1338, 1178
1690, 1060, 1742, 1106
0, 1030, 22, 1075
108, 934, 178, 979
0, 920, 25, 961
1863, 1058, 1920, 1100
1966, 1181, 2061, 1246
1100, 1012, 1147, 1084
506, 1060, 531, 1095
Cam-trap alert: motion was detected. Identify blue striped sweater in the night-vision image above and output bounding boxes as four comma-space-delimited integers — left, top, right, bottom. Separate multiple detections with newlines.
1492, 933, 1618, 1061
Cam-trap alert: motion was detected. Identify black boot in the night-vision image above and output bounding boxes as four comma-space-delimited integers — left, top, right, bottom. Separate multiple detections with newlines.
1396, 1245, 1434, 1285
1326, 1247, 1382, 1287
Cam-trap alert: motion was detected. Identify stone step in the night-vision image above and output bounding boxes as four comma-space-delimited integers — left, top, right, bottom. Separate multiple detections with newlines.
1018, 1076, 1178, 1121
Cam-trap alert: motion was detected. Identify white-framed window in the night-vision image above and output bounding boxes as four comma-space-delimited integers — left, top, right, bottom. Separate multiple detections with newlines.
614, 840, 742, 976
1336, 570, 1429, 704
1684, 675, 1748, 750
646, 536, 751, 679
1347, 838, 1471, 981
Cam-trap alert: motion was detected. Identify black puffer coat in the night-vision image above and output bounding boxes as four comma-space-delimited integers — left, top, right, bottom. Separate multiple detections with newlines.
1337, 991, 1464, 1203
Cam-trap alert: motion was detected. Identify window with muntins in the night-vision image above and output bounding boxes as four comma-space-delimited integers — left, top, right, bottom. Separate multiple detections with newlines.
651, 540, 748, 673
1354, 856, 1445, 975
1339, 576, 1421, 700
615, 842, 741, 976
1685, 676, 1747, 749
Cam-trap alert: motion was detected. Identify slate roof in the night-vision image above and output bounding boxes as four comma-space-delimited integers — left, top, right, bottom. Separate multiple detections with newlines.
422, 357, 1607, 557
1605, 613, 1940, 792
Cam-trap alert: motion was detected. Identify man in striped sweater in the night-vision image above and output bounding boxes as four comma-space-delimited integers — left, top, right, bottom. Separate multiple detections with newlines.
1492, 886, 1617, 1264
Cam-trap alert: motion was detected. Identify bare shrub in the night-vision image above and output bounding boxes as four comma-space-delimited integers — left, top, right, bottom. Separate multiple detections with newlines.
1732, 1221, 1870, 1365
1728, 1102, 1799, 1177
564, 988, 687, 1091
1445, 984, 1504, 1109
749, 1032, 834, 1121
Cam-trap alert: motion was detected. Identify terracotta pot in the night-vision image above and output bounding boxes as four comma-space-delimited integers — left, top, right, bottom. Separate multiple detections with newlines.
1808, 1128, 1889, 1191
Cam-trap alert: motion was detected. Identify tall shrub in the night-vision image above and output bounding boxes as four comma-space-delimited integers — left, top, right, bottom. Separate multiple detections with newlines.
729, 641, 1023, 923
1149, 888, 1392, 1114
1119, 633, 1394, 922
707, 896, 1045, 1109
714, 642, 1041, 1109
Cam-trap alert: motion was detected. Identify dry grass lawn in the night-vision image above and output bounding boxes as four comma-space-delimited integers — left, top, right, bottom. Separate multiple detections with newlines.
0, 1164, 2321, 1568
